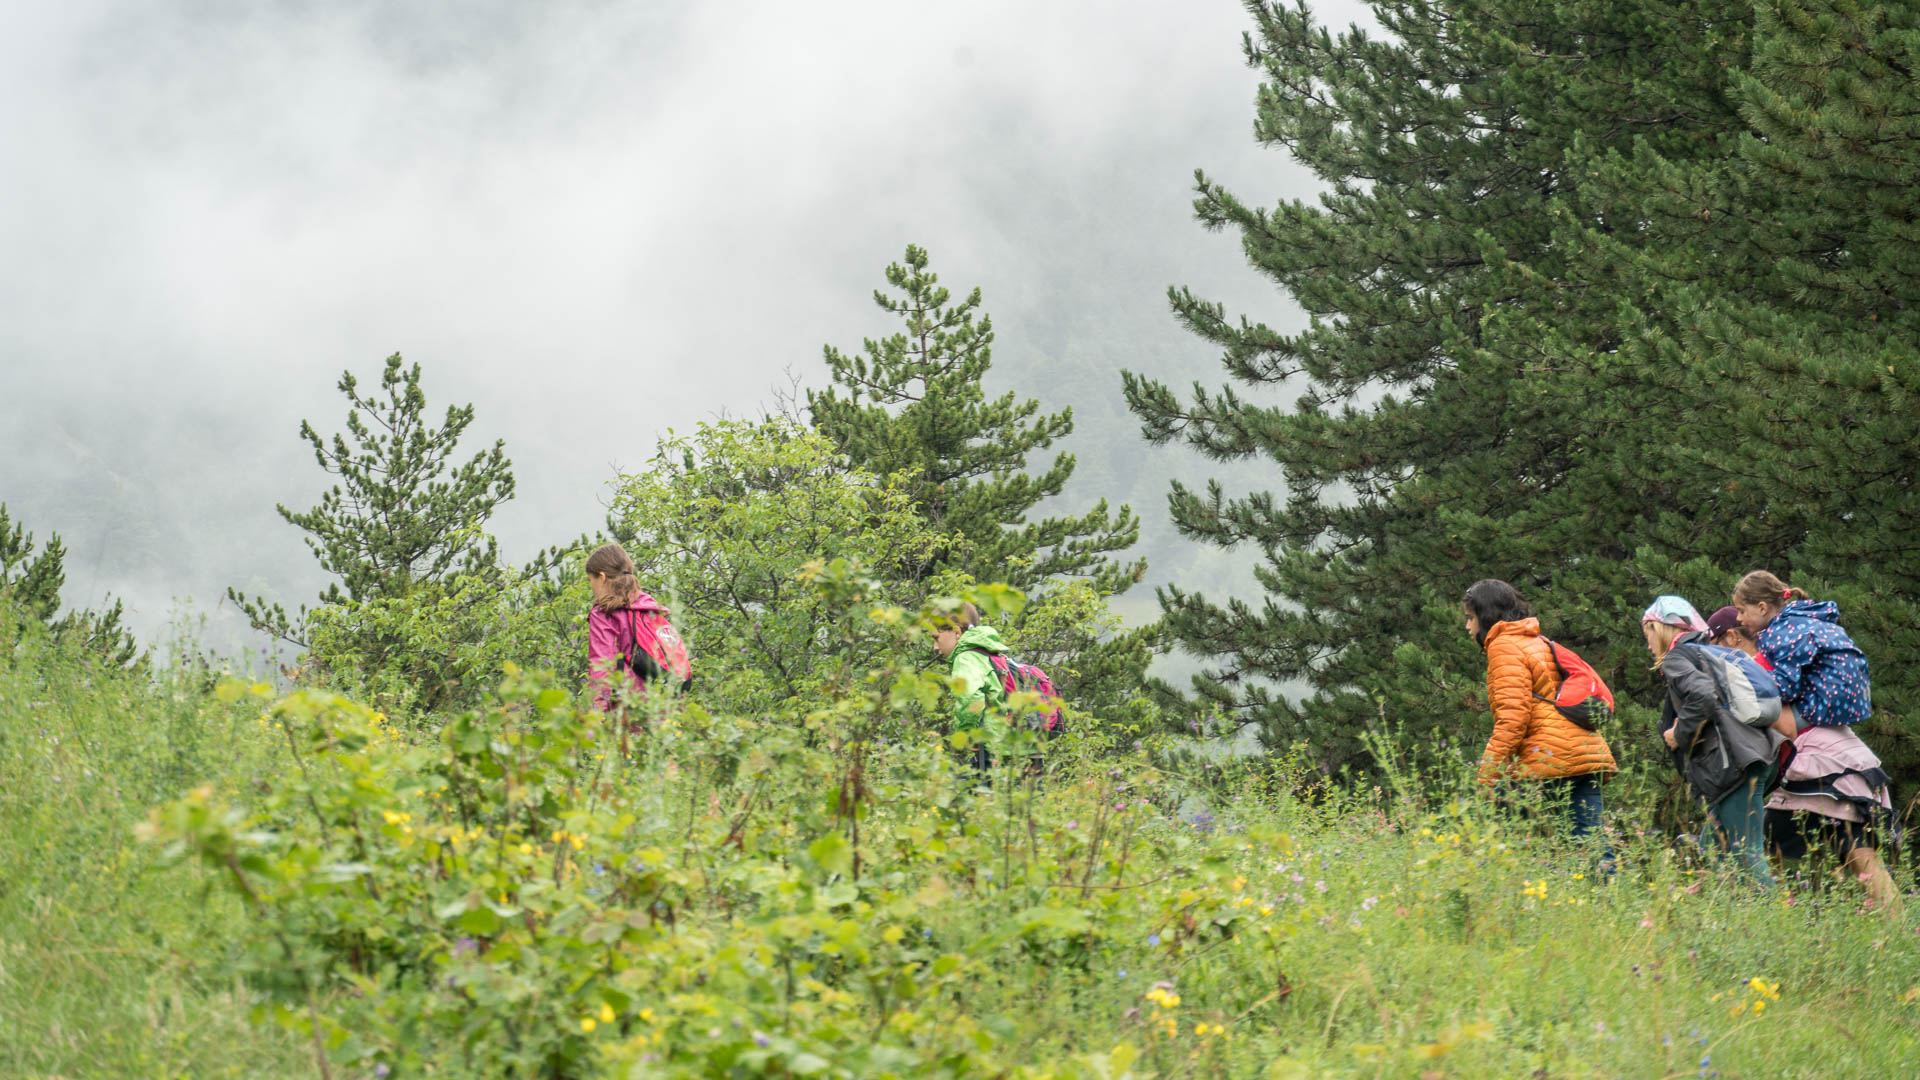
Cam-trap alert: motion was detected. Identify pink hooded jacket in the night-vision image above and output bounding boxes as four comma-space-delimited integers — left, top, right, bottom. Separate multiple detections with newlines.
587, 590, 673, 711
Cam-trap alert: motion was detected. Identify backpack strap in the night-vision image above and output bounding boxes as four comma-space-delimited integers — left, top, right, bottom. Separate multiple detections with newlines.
618, 607, 664, 682
1532, 636, 1571, 703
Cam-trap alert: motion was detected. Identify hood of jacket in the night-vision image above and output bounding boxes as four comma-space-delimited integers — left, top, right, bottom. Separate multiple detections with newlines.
1481, 616, 1541, 650
1779, 599, 1841, 624
1674, 629, 1711, 650
954, 624, 1010, 656
622, 590, 668, 615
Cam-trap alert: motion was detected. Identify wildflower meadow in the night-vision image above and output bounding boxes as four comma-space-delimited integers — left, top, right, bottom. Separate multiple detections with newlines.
2, 575, 1915, 1079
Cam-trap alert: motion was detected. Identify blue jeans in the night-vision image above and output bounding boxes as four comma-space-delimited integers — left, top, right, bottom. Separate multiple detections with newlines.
1539, 774, 1607, 841
1505, 775, 1613, 870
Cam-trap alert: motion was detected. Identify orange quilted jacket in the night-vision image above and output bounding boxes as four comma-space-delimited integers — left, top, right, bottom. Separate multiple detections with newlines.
1478, 618, 1618, 782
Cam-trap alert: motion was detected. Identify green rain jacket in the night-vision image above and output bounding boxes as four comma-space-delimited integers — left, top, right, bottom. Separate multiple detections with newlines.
948, 625, 1010, 731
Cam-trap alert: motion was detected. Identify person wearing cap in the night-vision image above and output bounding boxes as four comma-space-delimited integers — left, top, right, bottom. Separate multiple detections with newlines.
1705, 606, 1798, 741
1642, 595, 1786, 890
1705, 604, 1763, 660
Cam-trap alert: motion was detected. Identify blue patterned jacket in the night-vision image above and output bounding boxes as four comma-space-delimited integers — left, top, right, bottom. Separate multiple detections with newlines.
1756, 600, 1870, 727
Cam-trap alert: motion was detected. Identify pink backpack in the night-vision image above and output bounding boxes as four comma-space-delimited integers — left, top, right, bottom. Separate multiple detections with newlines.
621, 604, 692, 689
981, 653, 1063, 733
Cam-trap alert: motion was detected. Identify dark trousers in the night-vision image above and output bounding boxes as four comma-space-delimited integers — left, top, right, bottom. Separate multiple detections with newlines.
1502, 774, 1612, 868
968, 745, 1044, 788
1702, 762, 1774, 890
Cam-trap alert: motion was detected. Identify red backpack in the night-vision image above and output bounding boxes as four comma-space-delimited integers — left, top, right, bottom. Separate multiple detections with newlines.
1534, 637, 1614, 731
619, 604, 692, 691
978, 653, 1064, 734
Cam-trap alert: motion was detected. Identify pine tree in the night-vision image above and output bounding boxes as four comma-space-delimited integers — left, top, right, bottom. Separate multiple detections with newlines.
1, 503, 139, 665
0, 503, 65, 624
1584, 0, 1920, 785
811, 245, 1143, 595
811, 246, 1157, 725
1123, 0, 1758, 766
230, 355, 515, 645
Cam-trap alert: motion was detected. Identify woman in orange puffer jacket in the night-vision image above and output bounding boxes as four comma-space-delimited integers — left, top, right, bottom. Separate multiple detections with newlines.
1466, 580, 1618, 841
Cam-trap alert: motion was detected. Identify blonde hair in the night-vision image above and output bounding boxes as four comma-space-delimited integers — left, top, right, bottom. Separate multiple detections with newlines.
1732, 570, 1809, 610
1645, 619, 1684, 671
585, 543, 640, 613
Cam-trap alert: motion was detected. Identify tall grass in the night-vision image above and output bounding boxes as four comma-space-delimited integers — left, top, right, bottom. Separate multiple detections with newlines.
0, 616, 306, 1076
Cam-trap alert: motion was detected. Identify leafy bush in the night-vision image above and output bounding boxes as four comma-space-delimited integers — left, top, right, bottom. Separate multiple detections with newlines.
302, 558, 587, 722
608, 418, 951, 715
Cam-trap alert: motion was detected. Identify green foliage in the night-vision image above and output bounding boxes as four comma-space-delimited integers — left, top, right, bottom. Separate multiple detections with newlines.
0, 598, 304, 1075
0, 502, 64, 623
9, 581, 1919, 1078
1577, 0, 1920, 785
229, 354, 516, 646
137, 672, 1920, 1077
0, 502, 139, 666
607, 418, 951, 715
302, 554, 589, 722
812, 246, 1160, 729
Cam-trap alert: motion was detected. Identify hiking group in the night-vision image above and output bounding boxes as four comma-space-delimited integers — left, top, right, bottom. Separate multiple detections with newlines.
1466, 571, 1898, 912
576, 538, 1897, 911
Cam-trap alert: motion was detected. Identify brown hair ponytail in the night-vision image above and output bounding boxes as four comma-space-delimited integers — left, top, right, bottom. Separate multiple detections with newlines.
1732, 570, 1809, 608
586, 543, 641, 613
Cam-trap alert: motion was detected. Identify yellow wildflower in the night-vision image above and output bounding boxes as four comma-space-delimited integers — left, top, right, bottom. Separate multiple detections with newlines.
580, 1017, 596, 1033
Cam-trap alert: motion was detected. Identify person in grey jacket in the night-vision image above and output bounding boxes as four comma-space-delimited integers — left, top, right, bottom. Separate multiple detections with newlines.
1642, 596, 1788, 890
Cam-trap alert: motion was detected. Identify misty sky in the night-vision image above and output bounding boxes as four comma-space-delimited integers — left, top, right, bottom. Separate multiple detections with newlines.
2, 0, 1372, 650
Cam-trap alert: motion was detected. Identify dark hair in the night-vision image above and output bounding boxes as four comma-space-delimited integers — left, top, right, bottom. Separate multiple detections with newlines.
1463, 579, 1531, 645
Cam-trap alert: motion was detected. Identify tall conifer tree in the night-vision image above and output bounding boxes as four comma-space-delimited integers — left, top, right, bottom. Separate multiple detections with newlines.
0, 503, 139, 664
231, 355, 515, 645
812, 246, 1144, 594
1125, 0, 1756, 765
1582, 0, 1920, 785
812, 246, 1155, 723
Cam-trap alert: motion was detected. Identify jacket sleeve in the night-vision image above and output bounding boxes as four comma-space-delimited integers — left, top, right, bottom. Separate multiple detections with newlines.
950, 649, 996, 732
1663, 647, 1722, 758
587, 609, 623, 711
1477, 639, 1534, 781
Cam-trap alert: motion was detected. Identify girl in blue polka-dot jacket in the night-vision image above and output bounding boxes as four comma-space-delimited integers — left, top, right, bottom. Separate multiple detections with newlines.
1731, 570, 1900, 914
1733, 571, 1870, 727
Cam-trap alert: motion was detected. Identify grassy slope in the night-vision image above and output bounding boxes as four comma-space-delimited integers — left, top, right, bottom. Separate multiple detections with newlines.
3, 620, 1917, 1078
0, 623, 306, 1077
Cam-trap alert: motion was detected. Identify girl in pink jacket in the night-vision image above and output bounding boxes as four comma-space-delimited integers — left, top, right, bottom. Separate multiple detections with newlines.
585, 544, 691, 719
